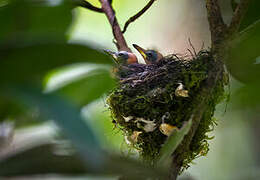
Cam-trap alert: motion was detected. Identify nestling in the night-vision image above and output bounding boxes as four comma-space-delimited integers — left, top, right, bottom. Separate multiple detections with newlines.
104, 50, 138, 65
133, 44, 163, 64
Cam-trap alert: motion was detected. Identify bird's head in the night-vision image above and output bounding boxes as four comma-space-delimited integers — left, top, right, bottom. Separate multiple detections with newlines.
104, 50, 138, 65
133, 44, 163, 64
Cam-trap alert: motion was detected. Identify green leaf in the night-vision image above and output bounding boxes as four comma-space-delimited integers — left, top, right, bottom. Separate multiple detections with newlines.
0, 64, 115, 126
45, 63, 115, 106
157, 119, 192, 166
0, 85, 166, 177
232, 82, 260, 109
0, 89, 47, 127
226, 20, 260, 84
0, 96, 44, 127
3, 86, 105, 169
0, 42, 113, 86
0, 0, 72, 44
239, 0, 260, 31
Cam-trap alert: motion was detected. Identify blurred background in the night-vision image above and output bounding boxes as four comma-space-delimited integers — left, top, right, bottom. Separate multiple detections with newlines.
0, 0, 259, 179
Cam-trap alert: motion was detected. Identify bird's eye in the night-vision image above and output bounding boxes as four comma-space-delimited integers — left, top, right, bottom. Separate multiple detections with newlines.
118, 52, 124, 56
147, 52, 152, 57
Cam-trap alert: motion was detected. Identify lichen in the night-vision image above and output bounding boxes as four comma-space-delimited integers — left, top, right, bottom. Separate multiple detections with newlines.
107, 50, 226, 168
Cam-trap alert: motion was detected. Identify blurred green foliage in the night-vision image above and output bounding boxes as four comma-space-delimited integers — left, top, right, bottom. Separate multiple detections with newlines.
0, 0, 72, 42
0, 0, 168, 178
239, 0, 260, 31
228, 20, 260, 84
228, 0, 260, 109
0, 0, 113, 171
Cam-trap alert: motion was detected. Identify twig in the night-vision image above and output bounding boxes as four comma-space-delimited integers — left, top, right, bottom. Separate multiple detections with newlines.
188, 38, 197, 57
231, 0, 239, 12
187, 49, 195, 59
205, 0, 227, 48
78, 0, 103, 13
228, 0, 251, 35
99, 0, 131, 52
122, 0, 157, 34
200, 42, 205, 51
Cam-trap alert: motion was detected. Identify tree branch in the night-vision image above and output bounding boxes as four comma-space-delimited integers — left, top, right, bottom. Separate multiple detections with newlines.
169, 60, 224, 179
78, 0, 103, 13
0, 142, 167, 178
99, 0, 131, 52
205, 0, 227, 49
169, 109, 205, 179
228, 0, 251, 35
122, 0, 157, 34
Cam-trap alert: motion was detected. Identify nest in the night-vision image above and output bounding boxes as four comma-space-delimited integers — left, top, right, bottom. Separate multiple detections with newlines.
107, 50, 225, 168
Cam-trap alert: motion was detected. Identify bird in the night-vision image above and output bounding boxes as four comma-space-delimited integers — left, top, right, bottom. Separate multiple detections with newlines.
104, 49, 147, 78
104, 50, 138, 65
133, 44, 163, 64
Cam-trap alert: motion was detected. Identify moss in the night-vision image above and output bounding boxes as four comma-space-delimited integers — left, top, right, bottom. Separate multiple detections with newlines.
107, 50, 226, 168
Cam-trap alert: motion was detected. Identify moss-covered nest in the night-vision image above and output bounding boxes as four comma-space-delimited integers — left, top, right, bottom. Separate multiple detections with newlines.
107, 50, 225, 169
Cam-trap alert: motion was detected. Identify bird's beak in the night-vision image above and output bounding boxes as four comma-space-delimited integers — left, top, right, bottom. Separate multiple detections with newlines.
133, 44, 147, 60
104, 49, 119, 64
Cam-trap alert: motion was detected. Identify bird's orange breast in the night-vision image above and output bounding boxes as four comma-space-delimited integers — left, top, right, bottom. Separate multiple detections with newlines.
127, 53, 138, 64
